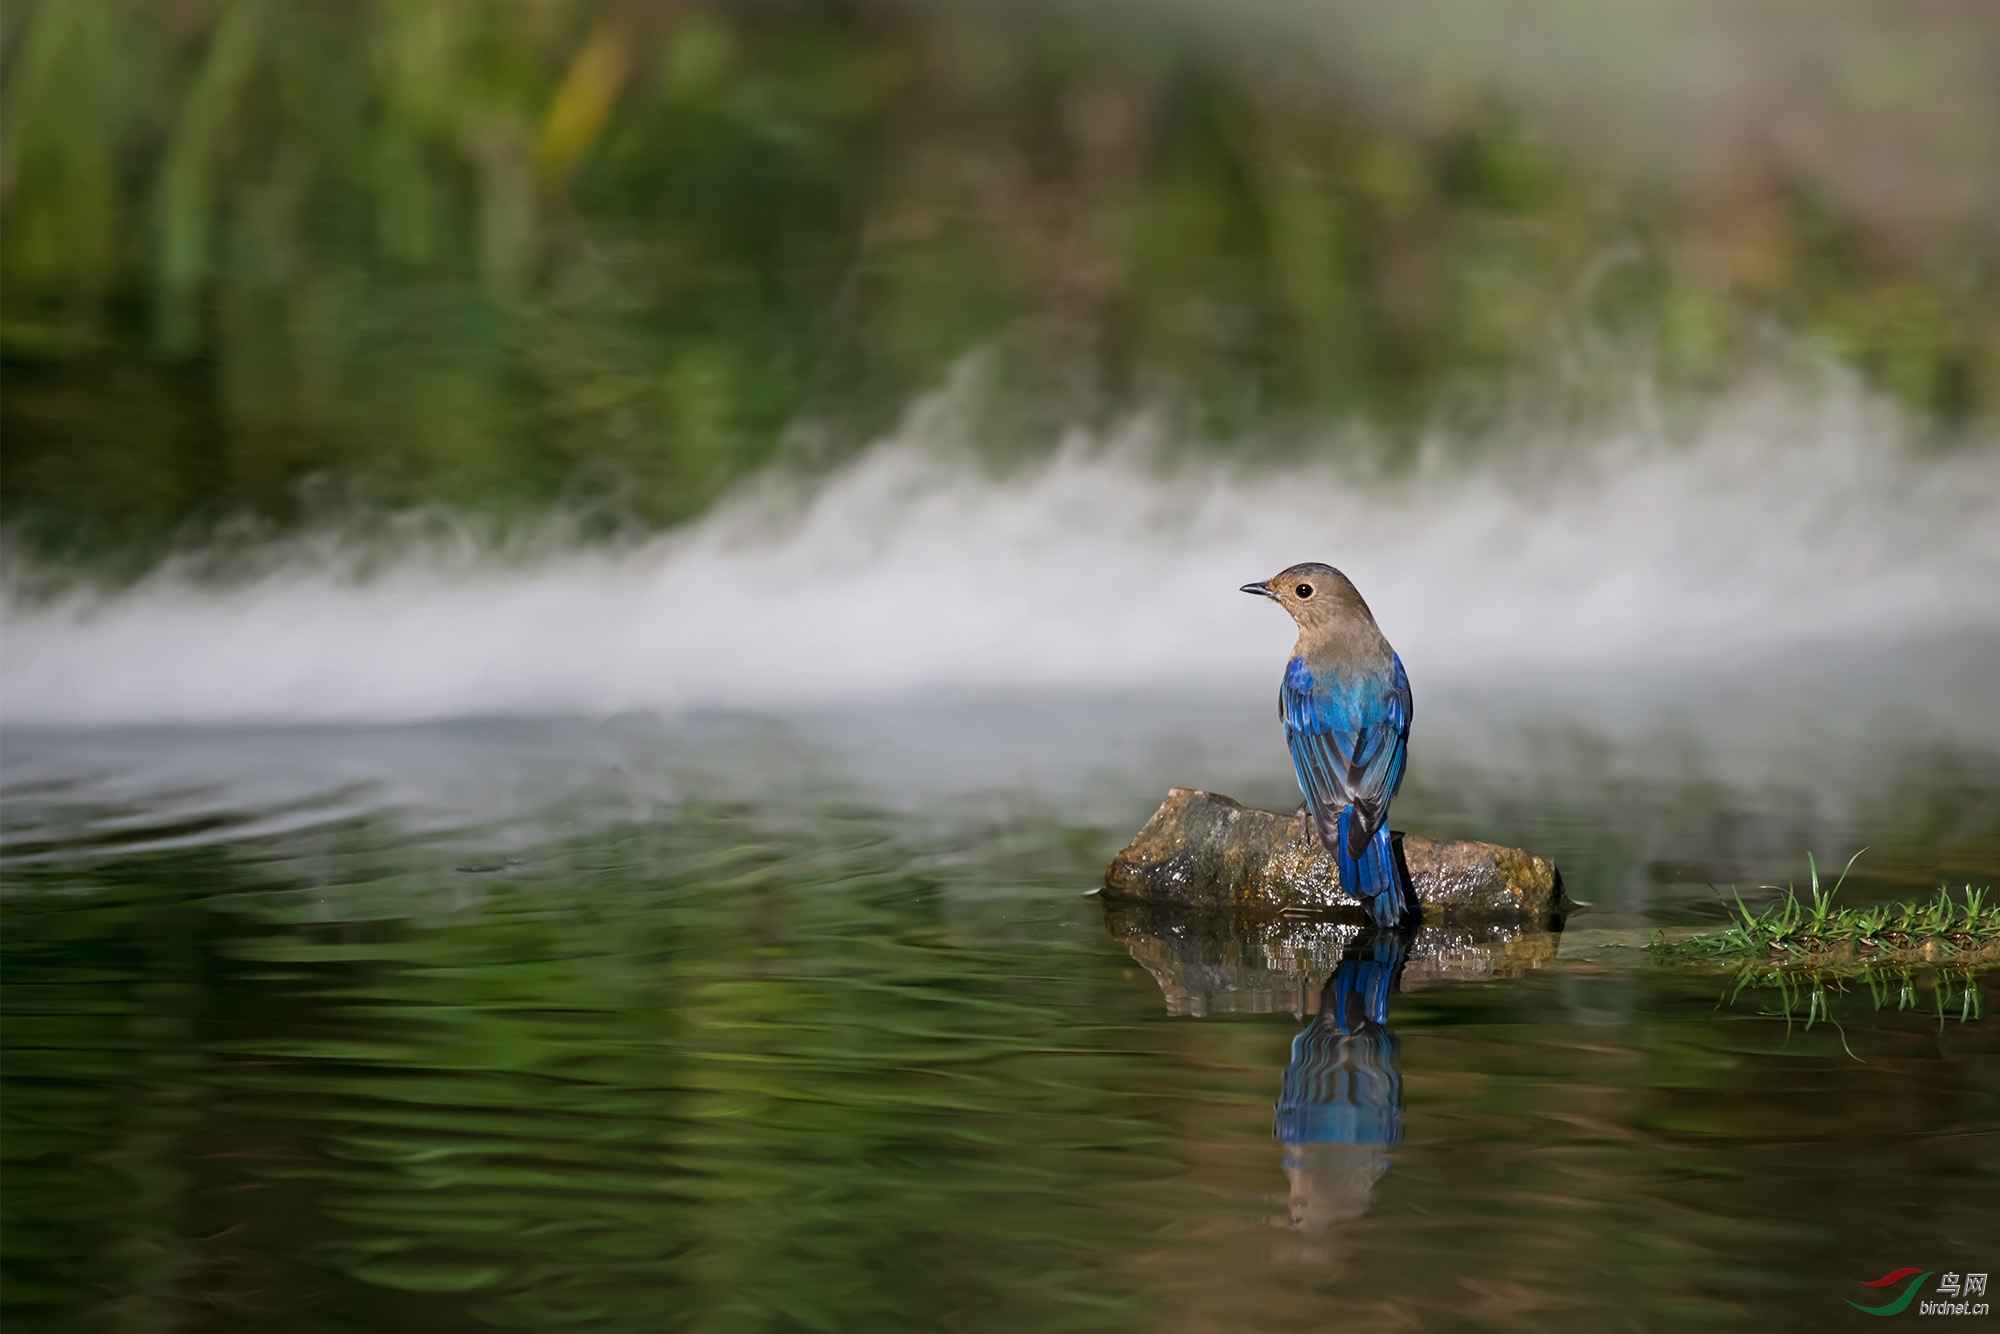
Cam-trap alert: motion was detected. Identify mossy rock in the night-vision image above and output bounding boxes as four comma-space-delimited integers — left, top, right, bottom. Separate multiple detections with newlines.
1104, 788, 1571, 926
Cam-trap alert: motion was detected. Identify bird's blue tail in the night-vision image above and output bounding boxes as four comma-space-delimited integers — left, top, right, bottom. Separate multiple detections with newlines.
1337, 810, 1408, 929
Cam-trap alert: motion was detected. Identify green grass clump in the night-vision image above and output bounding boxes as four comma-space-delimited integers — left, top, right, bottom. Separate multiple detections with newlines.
1650, 852, 2000, 969
1648, 855, 1996, 1049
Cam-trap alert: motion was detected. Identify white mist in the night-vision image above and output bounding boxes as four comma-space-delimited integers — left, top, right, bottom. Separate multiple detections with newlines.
3, 375, 1996, 729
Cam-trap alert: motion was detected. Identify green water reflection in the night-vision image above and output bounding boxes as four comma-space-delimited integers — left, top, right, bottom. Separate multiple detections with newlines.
5, 794, 1995, 1332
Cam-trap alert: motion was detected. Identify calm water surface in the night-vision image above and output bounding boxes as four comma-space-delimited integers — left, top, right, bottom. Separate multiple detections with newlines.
5, 651, 1997, 1332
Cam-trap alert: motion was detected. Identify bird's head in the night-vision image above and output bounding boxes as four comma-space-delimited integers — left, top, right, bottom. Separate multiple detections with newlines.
1240, 562, 1371, 630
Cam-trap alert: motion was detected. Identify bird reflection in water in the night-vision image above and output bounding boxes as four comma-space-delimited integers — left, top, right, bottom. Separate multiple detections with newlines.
1274, 930, 1407, 1230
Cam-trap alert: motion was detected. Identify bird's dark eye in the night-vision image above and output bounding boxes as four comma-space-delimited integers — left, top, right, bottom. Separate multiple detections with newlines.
1295, 583, 1314, 599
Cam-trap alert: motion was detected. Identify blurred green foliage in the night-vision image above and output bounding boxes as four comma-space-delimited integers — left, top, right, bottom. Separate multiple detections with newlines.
3, 0, 1997, 566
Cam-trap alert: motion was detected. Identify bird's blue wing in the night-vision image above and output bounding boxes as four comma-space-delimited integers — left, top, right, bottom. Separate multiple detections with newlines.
1282, 654, 1412, 847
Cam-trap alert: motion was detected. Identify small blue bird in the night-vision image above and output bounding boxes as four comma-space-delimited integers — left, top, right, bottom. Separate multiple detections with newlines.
1242, 562, 1413, 927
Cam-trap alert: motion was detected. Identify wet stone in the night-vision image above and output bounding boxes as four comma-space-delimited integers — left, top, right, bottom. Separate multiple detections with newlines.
1103, 788, 1571, 925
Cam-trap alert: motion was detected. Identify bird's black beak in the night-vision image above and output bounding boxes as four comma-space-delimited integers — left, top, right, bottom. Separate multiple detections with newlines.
1239, 582, 1273, 599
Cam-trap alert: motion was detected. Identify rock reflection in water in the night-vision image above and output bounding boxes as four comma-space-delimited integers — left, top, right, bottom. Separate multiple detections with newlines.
1101, 903, 1561, 1015
1103, 904, 1563, 1229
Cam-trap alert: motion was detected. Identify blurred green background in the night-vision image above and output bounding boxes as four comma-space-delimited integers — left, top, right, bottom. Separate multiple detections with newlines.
5, 0, 1998, 568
